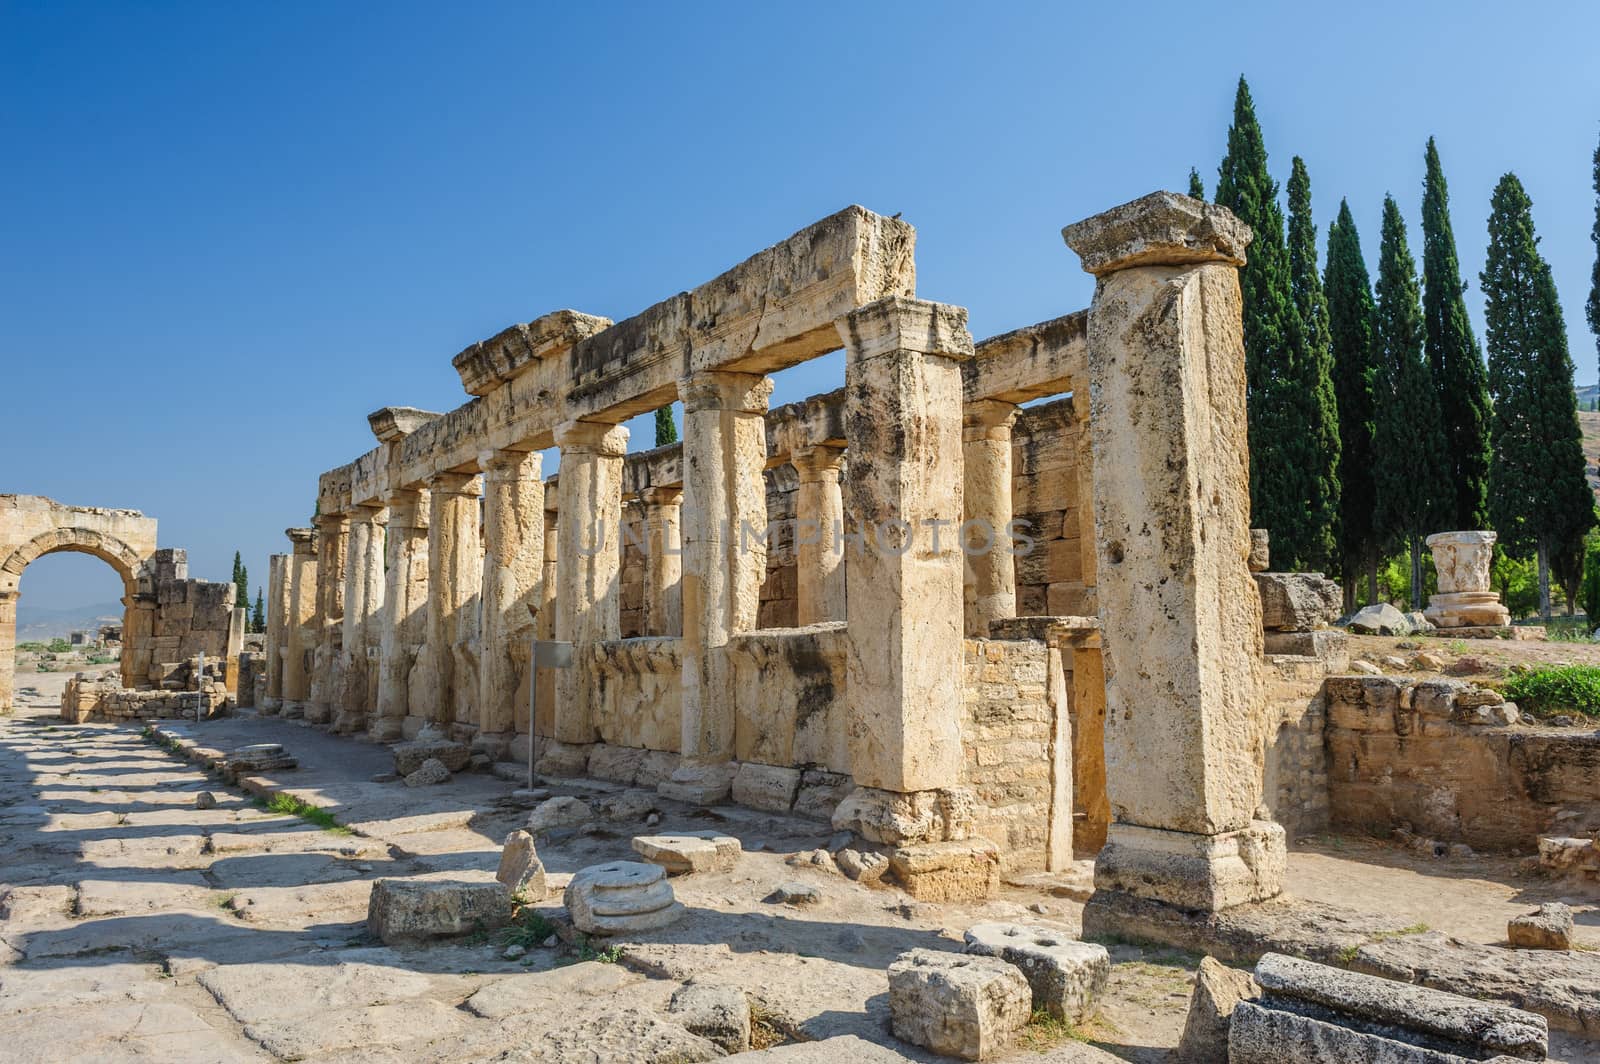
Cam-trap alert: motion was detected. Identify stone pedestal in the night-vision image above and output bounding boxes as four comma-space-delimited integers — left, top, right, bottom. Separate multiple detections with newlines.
281, 527, 318, 715
792, 445, 847, 625
478, 448, 543, 756
1063, 191, 1284, 912
1424, 531, 1511, 628
374, 488, 428, 741
962, 399, 1020, 637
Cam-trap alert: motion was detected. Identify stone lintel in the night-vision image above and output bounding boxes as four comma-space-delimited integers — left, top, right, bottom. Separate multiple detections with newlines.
1062, 191, 1252, 276
452, 310, 613, 397
620, 443, 684, 497
836, 297, 974, 364
766, 387, 847, 458
368, 406, 443, 444
964, 311, 1087, 405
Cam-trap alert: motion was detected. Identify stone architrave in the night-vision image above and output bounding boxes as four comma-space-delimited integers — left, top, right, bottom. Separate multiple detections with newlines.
837, 298, 973, 796
640, 486, 683, 637
374, 487, 428, 741
662, 373, 770, 804
335, 504, 385, 732
261, 553, 289, 712
552, 420, 627, 749
1062, 191, 1285, 912
962, 399, 1021, 637
281, 527, 318, 715
791, 444, 847, 625
478, 448, 543, 757
306, 512, 349, 724
1424, 531, 1511, 628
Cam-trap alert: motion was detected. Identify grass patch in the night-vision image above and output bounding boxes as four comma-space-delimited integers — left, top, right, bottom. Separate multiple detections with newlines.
556, 935, 622, 966
1017, 1009, 1093, 1051
501, 909, 558, 950
1337, 923, 1430, 965
1503, 665, 1600, 718
257, 792, 351, 834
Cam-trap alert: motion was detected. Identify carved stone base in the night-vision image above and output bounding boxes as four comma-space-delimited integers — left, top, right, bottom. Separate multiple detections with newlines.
1425, 590, 1511, 629
1093, 821, 1285, 913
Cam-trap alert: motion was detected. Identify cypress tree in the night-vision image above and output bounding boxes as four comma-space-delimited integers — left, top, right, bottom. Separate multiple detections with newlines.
252, 590, 265, 634
1421, 138, 1494, 530
654, 405, 678, 447
1188, 167, 1205, 200
236, 563, 249, 612
1589, 131, 1600, 378
1285, 156, 1341, 573
1325, 200, 1382, 607
1372, 195, 1450, 609
1482, 173, 1595, 619
1215, 76, 1307, 562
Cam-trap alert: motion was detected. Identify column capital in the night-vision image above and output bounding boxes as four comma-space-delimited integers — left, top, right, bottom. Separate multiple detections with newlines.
836, 297, 974, 364
424, 471, 482, 496
479, 447, 543, 482
677, 371, 772, 415
553, 420, 628, 456
349, 502, 386, 524
1062, 190, 1252, 276
640, 485, 683, 509
962, 399, 1021, 442
313, 511, 351, 534
286, 527, 316, 552
791, 444, 846, 483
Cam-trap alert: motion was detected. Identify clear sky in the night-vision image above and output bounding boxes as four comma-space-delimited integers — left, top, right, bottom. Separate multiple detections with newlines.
5, 2, 1598, 612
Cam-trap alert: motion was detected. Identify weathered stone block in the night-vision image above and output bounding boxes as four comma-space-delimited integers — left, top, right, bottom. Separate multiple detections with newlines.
588, 743, 647, 785
496, 829, 546, 899
667, 982, 751, 1054
888, 839, 1000, 902
1509, 903, 1573, 951
962, 922, 1109, 1022
1255, 572, 1342, 632
366, 873, 512, 945
793, 769, 853, 821
888, 948, 1030, 1060
527, 796, 592, 837
403, 757, 451, 787
1178, 956, 1259, 1063
631, 832, 741, 875
731, 762, 800, 813
392, 739, 470, 775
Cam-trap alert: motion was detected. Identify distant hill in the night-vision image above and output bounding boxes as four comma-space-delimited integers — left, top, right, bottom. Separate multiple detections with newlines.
1579, 383, 1599, 410
16, 601, 123, 643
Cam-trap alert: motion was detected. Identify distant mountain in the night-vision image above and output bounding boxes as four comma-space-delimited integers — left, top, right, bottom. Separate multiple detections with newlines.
1579, 383, 1599, 409
15, 601, 123, 643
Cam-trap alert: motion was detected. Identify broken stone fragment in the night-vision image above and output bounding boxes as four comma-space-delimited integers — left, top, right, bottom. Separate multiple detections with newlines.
631, 831, 741, 875
392, 738, 470, 776
1177, 956, 1259, 1063
564, 860, 684, 935
888, 839, 1000, 902
1509, 903, 1574, 951
1254, 572, 1342, 632
403, 757, 450, 787
527, 795, 593, 836
1347, 602, 1412, 636
766, 881, 822, 906
961, 921, 1109, 1022
888, 948, 1030, 1060
667, 982, 751, 1054
194, 791, 216, 810
366, 872, 512, 945
836, 847, 890, 886
496, 829, 546, 899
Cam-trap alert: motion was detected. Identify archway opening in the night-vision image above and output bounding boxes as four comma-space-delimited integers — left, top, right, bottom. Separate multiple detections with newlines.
7, 551, 130, 712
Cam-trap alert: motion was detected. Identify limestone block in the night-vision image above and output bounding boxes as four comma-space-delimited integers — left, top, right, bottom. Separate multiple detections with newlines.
731, 762, 800, 813
667, 982, 751, 1054
1509, 903, 1573, 951
392, 739, 470, 775
1061, 190, 1249, 275
1177, 956, 1259, 1063
534, 740, 593, 778
367, 873, 512, 945
631, 832, 741, 875
635, 750, 682, 788
527, 796, 593, 837
888, 839, 1000, 902
888, 948, 1030, 1060
794, 769, 854, 821
496, 829, 547, 899
831, 785, 975, 846
564, 860, 685, 935
1348, 603, 1413, 636
962, 922, 1109, 1022
1255, 572, 1342, 632
1093, 820, 1285, 912
403, 758, 451, 787
1248, 529, 1271, 572
588, 743, 647, 785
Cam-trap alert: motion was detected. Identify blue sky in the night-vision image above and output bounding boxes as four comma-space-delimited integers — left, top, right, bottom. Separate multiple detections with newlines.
5, 2, 1599, 611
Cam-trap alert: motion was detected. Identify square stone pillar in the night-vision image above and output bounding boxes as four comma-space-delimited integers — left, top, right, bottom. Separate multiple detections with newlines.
1063, 191, 1284, 912
546, 421, 627, 762
661, 372, 771, 804
261, 553, 289, 712
837, 297, 973, 795
962, 399, 1021, 637
281, 527, 318, 715
414, 472, 482, 739
641, 486, 683, 637
374, 488, 428, 741
335, 504, 386, 733
0, 591, 15, 715
478, 448, 543, 758
306, 513, 349, 724
792, 444, 847, 625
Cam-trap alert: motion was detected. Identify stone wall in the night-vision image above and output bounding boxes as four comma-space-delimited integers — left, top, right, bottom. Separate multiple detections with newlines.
61, 673, 227, 723
1260, 655, 1332, 840
1011, 398, 1091, 617
960, 637, 1057, 872
1325, 675, 1600, 852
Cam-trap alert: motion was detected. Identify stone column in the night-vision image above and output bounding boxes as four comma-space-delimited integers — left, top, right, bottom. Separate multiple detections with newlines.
834, 297, 972, 805
544, 420, 627, 769
640, 486, 683, 636
792, 445, 847, 625
478, 448, 544, 759
305, 513, 349, 724
962, 399, 1021, 637
416, 472, 481, 738
335, 504, 385, 733
261, 554, 289, 712
374, 488, 428, 741
661, 372, 771, 803
1062, 191, 1284, 913
1424, 531, 1510, 627
281, 527, 318, 716
0, 591, 15, 715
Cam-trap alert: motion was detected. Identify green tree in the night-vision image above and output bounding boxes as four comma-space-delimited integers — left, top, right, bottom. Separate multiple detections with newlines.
1589, 131, 1600, 382
1482, 173, 1596, 619
1285, 156, 1341, 574
1372, 194, 1450, 609
1215, 76, 1308, 563
234, 556, 250, 612
1421, 138, 1494, 530
1326, 200, 1383, 607
654, 405, 678, 447
1188, 167, 1205, 200
252, 589, 266, 634
1578, 529, 1600, 623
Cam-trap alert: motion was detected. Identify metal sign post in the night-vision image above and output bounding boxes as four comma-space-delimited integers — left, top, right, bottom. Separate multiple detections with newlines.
526, 606, 573, 791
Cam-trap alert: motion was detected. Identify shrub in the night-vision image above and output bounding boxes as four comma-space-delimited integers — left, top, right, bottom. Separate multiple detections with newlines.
1504, 665, 1600, 717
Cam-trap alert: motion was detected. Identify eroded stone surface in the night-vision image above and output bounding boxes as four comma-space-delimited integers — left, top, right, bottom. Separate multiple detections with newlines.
1178, 956, 1259, 1063
631, 831, 741, 875
496, 829, 547, 899
564, 860, 684, 935
366, 872, 512, 944
962, 921, 1109, 1022
888, 948, 1030, 1060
